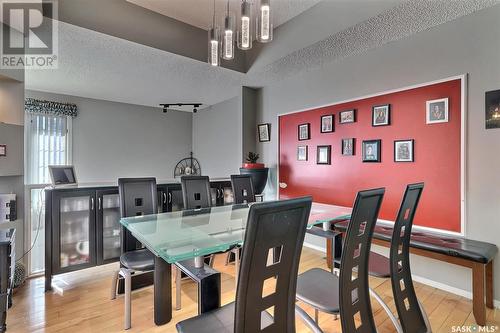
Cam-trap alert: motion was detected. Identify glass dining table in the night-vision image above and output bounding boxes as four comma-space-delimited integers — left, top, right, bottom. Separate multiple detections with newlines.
120, 201, 352, 325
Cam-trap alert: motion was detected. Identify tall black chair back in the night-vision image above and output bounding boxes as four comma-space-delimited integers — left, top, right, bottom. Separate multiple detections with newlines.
118, 178, 158, 252
181, 176, 212, 210
390, 183, 426, 333
231, 174, 256, 204
234, 197, 312, 333
339, 188, 385, 333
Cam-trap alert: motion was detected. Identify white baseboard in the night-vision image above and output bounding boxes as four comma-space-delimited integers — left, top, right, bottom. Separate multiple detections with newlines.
302, 242, 500, 309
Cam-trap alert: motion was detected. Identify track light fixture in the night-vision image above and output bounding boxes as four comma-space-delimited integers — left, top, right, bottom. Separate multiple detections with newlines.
160, 103, 202, 114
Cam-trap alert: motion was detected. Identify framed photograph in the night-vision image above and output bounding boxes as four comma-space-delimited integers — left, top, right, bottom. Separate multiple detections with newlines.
372, 104, 391, 126
339, 109, 356, 124
316, 145, 331, 165
394, 140, 414, 162
258, 123, 271, 142
426, 98, 449, 124
298, 123, 310, 141
485, 90, 500, 129
297, 145, 308, 161
0, 145, 5, 157
341, 138, 355, 156
362, 140, 381, 162
320, 114, 334, 133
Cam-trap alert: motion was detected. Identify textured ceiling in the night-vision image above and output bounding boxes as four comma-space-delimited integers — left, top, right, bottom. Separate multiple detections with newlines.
126, 0, 322, 30
26, 0, 500, 110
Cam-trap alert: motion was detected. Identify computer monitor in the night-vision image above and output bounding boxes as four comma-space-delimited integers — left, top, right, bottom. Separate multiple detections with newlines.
48, 165, 77, 186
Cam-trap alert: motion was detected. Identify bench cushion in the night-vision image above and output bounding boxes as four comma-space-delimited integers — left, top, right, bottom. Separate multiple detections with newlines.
333, 221, 497, 264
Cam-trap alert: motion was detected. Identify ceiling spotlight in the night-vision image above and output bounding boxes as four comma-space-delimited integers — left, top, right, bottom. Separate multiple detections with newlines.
193, 108, 198, 113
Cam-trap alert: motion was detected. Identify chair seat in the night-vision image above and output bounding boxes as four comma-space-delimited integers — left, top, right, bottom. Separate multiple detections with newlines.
120, 249, 155, 271
368, 252, 391, 278
176, 302, 274, 333
296, 268, 341, 314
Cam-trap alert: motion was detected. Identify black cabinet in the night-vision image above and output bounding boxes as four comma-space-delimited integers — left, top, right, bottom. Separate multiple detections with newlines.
0, 229, 15, 333
157, 184, 184, 213
210, 181, 234, 206
45, 187, 118, 291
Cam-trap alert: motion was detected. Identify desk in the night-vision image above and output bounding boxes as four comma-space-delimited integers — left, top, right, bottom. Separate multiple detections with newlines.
120, 202, 351, 325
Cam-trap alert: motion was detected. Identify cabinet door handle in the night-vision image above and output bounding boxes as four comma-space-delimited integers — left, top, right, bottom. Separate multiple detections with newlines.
91, 197, 95, 211
98, 197, 102, 210
168, 193, 172, 204
163, 193, 167, 204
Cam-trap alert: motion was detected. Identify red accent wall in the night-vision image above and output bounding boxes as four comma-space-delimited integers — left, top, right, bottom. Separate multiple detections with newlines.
279, 79, 462, 233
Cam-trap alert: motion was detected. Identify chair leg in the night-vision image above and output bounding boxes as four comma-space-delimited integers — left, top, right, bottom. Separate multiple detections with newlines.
208, 254, 215, 268
369, 287, 403, 333
124, 270, 132, 330
176, 266, 182, 311
295, 305, 324, 333
110, 270, 119, 300
314, 309, 319, 323
234, 248, 240, 290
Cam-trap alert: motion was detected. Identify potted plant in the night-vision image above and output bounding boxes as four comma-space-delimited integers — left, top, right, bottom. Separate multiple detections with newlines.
240, 152, 269, 194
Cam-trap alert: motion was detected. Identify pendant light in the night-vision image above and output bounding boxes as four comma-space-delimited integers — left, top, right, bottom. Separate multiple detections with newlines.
208, 0, 220, 66
237, 0, 253, 50
222, 0, 235, 60
256, 0, 273, 43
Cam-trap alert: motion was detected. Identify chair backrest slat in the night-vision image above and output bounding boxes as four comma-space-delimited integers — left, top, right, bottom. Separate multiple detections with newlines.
390, 183, 426, 333
231, 174, 256, 204
118, 177, 158, 252
339, 188, 385, 333
235, 197, 312, 333
181, 176, 212, 210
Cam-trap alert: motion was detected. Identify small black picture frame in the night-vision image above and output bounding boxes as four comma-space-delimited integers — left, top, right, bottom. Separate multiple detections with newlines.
339, 109, 356, 124
297, 145, 308, 161
320, 114, 334, 133
394, 139, 414, 162
362, 140, 381, 162
0, 144, 5, 157
298, 123, 310, 141
258, 123, 271, 142
316, 145, 331, 165
341, 138, 355, 156
372, 104, 391, 127
485, 90, 500, 129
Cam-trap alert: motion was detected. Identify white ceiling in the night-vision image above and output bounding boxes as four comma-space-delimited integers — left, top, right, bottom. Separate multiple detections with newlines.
25, 0, 499, 111
126, 0, 322, 30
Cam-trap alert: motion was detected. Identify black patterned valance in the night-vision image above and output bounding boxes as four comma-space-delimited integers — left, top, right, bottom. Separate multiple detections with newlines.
25, 98, 78, 117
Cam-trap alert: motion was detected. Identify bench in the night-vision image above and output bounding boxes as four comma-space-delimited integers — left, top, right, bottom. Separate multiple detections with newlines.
328, 220, 497, 326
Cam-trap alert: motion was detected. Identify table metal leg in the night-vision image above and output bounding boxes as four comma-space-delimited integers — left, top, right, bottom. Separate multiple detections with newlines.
154, 257, 172, 325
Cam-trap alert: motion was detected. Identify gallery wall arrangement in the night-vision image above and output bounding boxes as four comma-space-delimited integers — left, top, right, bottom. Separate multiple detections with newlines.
278, 78, 463, 234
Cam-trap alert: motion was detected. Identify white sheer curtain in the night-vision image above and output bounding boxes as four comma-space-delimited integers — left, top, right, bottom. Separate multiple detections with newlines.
26, 113, 72, 185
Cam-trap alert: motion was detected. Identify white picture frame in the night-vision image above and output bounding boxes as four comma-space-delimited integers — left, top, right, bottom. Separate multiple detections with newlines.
426, 98, 449, 124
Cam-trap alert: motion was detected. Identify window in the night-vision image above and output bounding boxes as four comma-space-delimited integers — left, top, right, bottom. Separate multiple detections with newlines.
26, 113, 72, 185
25, 112, 72, 274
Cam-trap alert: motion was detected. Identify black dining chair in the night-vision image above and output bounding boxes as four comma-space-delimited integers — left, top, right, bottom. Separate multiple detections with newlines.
176, 196, 313, 333
110, 177, 158, 330
231, 174, 256, 204
295, 188, 389, 332
225, 174, 256, 287
176, 175, 214, 310
389, 183, 432, 333
181, 176, 212, 210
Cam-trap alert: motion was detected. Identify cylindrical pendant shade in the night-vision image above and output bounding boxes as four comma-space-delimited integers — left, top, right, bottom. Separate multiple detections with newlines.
257, 0, 273, 43
237, 0, 253, 50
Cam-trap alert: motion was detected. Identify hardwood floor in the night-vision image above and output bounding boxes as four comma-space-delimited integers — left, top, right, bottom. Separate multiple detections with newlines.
7, 247, 499, 332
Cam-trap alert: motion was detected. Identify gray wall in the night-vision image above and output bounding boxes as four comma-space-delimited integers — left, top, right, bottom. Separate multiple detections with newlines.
242, 87, 258, 158
255, 6, 500, 302
193, 96, 242, 178
25, 90, 193, 182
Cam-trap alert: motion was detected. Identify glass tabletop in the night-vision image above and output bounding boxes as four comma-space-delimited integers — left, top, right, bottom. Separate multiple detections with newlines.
120, 202, 352, 264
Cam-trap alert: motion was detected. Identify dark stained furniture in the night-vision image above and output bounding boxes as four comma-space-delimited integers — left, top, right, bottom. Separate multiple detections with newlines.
181, 176, 212, 210
176, 197, 313, 333
0, 229, 15, 333
44, 179, 232, 292
296, 188, 386, 332
333, 219, 497, 326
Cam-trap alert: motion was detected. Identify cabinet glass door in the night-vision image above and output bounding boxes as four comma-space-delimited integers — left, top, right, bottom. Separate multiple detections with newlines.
100, 193, 121, 262
169, 187, 184, 212
58, 195, 93, 269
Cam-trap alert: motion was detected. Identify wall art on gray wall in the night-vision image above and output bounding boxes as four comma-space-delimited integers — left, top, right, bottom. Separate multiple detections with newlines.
485, 90, 500, 129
